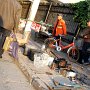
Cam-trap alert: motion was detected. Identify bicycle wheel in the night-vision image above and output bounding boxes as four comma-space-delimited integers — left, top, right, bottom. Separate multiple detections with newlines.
67, 46, 79, 62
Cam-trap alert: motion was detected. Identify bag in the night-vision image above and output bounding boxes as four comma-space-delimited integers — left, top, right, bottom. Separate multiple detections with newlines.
8, 33, 18, 59
3, 36, 13, 51
34, 52, 54, 68
3, 32, 19, 59
9, 41, 19, 59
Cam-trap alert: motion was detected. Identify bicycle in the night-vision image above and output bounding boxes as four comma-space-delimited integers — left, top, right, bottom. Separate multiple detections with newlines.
44, 35, 79, 62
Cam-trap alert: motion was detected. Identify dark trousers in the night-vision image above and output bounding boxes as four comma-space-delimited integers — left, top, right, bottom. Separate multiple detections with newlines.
79, 41, 90, 63
82, 42, 90, 63
0, 27, 11, 56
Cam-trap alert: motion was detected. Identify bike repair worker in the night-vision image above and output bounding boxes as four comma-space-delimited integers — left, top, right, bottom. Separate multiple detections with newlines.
52, 15, 67, 38
79, 19, 90, 64
52, 15, 67, 46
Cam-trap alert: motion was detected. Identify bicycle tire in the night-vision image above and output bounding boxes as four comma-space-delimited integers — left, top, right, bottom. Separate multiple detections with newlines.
67, 46, 79, 62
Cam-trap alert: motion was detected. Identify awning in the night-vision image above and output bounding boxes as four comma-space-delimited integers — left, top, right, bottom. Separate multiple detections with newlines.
18, 0, 33, 2
58, 0, 85, 3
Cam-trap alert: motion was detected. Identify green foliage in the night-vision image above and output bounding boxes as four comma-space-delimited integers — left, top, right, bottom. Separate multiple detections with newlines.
71, 1, 89, 30
85, 0, 90, 19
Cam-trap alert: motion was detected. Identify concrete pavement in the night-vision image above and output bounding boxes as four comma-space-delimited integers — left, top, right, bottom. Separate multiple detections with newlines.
0, 52, 35, 90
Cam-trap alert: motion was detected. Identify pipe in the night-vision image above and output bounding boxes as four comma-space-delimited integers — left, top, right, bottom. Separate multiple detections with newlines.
45, 2, 52, 23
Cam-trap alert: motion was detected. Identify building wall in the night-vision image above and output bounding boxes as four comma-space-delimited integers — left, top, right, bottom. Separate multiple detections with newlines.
35, 3, 78, 42
20, 2, 78, 42
20, 1, 31, 19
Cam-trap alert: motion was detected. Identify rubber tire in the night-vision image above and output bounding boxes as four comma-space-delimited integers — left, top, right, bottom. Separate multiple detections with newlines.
67, 46, 79, 62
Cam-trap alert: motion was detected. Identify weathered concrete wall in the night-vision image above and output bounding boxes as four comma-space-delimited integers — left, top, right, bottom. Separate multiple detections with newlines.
35, 3, 78, 42
20, 2, 78, 42
20, 1, 31, 19
35, 3, 78, 33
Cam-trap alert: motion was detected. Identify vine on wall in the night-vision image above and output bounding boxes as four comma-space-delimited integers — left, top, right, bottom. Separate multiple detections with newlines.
70, 1, 89, 31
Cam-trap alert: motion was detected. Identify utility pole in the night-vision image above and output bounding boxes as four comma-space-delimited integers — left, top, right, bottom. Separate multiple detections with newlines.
24, 0, 40, 43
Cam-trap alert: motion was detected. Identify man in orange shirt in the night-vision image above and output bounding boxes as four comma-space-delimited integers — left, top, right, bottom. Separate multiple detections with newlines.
52, 15, 67, 38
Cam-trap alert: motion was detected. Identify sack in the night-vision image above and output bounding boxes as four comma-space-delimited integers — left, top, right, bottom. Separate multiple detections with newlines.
3, 36, 13, 51
3, 32, 18, 59
34, 52, 54, 68
8, 33, 18, 59
9, 41, 19, 59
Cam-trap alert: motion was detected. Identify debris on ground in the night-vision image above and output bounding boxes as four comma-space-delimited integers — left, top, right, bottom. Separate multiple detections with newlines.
15, 33, 90, 90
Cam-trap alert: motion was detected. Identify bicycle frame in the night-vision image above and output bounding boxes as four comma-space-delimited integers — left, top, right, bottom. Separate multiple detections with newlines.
52, 36, 76, 51
45, 36, 79, 62
59, 41, 74, 50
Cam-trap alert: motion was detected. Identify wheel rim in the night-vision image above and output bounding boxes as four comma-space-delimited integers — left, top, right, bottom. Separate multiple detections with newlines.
68, 47, 79, 62
56, 46, 61, 51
